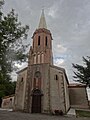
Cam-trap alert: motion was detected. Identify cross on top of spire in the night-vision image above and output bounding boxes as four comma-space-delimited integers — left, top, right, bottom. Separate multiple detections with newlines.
38, 9, 47, 29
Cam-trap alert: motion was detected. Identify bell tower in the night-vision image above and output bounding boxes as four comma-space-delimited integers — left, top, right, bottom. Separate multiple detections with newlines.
24, 10, 53, 113
29, 9, 53, 65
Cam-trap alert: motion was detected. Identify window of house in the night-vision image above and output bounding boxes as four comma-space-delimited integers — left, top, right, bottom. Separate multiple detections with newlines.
45, 36, 48, 46
38, 36, 40, 46
10, 98, 12, 101
21, 77, 23, 82
55, 75, 58, 80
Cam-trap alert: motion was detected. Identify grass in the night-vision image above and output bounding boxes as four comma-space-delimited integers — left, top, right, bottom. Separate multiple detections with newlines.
76, 110, 90, 117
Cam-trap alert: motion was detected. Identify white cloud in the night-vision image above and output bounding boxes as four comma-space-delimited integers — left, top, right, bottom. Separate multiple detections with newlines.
48, 2, 59, 18
14, 63, 22, 68
11, 72, 17, 81
47, 0, 64, 18
54, 57, 64, 66
57, 44, 67, 53
48, 9, 55, 18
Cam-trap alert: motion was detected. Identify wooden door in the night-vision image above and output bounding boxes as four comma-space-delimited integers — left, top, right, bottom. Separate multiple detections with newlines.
32, 95, 41, 113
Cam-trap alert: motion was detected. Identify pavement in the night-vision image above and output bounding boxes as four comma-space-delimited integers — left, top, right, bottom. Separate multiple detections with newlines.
67, 108, 76, 116
0, 109, 90, 120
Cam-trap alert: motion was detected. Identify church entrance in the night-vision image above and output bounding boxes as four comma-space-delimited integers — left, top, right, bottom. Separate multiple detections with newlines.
31, 89, 42, 113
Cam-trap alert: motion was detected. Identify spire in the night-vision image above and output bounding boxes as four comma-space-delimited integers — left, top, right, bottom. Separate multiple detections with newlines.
38, 9, 47, 29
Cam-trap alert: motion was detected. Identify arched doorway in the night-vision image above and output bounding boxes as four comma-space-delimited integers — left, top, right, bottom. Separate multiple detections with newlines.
31, 89, 43, 113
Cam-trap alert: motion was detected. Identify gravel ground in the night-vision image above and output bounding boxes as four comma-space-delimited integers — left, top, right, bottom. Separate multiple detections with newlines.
0, 110, 90, 120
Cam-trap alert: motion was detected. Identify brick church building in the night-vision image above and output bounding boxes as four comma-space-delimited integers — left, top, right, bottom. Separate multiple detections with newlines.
13, 10, 89, 114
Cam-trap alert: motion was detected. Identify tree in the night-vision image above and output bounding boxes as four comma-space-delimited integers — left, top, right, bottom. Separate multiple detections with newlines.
72, 56, 90, 87
0, 3, 29, 98
0, 8, 29, 80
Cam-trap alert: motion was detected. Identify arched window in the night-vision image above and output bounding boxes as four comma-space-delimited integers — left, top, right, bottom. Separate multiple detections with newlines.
34, 56, 36, 64
38, 36, 40, 46
45, 36, 48, 46
38, 54, 40, 64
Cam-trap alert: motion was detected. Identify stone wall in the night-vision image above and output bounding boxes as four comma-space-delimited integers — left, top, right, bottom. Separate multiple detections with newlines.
49, 66, 70, 114
69, 84, 89, 109
2, 95, 14, 109
63, 74, 70, 112
14, 68, 27, 111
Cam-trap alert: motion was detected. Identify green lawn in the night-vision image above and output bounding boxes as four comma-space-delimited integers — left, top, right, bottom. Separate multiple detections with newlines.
76, 110, 90, 117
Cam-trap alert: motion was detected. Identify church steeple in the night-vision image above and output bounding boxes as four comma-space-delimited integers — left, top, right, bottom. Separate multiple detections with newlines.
29, 10, 53, 65
38, 9, 47, 29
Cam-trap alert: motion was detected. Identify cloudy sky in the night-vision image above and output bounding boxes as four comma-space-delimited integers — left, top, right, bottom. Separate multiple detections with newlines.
2, 0, 90, 83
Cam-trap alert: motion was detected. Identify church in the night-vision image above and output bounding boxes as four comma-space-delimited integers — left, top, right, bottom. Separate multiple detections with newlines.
13, 10, 89, 114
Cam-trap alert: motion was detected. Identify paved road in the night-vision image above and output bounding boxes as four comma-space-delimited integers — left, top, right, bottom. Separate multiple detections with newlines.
0, 110, 90, 120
